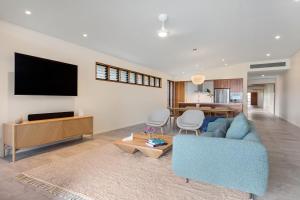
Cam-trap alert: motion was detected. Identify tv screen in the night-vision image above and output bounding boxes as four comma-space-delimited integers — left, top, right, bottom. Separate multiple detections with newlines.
15, 53, 78, 96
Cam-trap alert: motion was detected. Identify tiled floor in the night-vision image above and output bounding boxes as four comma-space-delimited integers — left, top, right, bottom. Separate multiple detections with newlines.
0, 112, 300, 200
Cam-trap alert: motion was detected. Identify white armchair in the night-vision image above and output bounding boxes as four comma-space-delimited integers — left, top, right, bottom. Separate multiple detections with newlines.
146, 108, 170, 134
176, 110, 205, 136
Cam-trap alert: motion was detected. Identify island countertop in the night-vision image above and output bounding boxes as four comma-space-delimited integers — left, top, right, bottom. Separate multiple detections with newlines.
178, 102, 243, 113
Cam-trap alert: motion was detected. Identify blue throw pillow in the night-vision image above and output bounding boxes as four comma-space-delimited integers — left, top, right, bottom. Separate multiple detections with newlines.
213, 122, 228, 138
226, 113, 250, 139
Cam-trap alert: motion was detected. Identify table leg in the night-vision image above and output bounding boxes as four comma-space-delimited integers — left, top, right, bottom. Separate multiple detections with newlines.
12, 147, 16, 162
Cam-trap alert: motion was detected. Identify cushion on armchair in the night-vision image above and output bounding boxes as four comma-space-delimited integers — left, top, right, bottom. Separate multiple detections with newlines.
226, 113, 250, 139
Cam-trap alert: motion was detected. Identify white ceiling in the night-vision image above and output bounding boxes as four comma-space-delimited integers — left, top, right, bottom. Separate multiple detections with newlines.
1, 0, 300, 76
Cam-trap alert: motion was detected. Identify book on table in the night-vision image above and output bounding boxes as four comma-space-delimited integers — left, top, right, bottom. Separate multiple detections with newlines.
146, 138, 167, 147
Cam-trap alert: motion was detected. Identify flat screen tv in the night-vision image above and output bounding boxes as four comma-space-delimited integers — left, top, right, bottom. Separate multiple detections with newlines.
15, 53, 78, 96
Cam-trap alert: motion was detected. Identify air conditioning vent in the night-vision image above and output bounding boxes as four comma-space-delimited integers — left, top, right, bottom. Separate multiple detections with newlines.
250, 62, 286, 69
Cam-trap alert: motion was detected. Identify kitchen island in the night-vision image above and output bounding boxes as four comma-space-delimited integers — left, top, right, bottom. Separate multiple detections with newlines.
178, 102, 243, 116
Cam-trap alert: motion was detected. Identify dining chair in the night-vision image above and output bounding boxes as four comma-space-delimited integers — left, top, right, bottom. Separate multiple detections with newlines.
176, 110, 205, 136
146, 108, 170, 134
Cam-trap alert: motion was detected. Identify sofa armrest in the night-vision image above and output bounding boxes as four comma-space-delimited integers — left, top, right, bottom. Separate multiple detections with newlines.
172, 135, 269, 196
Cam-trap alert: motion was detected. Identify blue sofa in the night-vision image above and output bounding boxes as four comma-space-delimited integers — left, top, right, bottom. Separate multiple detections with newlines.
172, 113, 269, 196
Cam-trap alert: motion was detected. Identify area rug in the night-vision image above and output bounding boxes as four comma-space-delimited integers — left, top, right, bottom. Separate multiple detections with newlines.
17, 143, 249, 200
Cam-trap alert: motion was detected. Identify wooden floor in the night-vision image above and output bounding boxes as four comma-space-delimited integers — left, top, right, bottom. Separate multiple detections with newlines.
0, 112, 300, 200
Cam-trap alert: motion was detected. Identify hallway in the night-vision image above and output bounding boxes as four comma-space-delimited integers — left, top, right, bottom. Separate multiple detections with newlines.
249, 111, 300, 200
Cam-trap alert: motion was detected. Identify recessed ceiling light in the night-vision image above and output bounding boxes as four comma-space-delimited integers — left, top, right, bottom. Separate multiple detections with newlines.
224, 63, 228, 66
261, 75, 265, 77
222, 59, 225, 62
275, 35, 281, 40
25, 10, 32, 15
266, 53, 271, 57
82, 33, 88, 38
294, 0, 300, 2
182, 72, 185, 74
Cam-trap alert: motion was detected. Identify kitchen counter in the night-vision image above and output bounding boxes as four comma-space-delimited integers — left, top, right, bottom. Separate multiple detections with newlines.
178, 102, 243, 114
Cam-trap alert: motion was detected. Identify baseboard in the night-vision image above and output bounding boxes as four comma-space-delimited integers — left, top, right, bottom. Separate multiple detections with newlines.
275, 115, 300, 129
93, 122, 145, 135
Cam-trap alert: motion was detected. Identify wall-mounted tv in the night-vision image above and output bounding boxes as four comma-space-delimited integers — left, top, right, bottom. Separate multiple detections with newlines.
15, 53, 78, 96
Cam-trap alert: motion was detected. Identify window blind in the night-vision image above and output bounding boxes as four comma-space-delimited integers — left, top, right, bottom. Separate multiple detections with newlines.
129, 72, 136, 84
109, 67, 118, 81
144, 75, 149, 86
150, 77, 155, 86
136, 74, 143, 85
155, 78, 160, 87
120, 70, 128, 83
96, 64, 108, 80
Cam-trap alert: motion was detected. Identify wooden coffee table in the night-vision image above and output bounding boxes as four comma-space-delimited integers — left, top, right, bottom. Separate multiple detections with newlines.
113, 133, 173, 158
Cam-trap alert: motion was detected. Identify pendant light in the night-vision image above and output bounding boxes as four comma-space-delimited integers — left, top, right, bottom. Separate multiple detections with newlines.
191, 74, 205, 85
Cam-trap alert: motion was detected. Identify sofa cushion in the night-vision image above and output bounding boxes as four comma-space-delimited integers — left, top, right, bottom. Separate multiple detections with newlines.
226, 113, 250, 139
200, 116, 220, 132
243, 122, 261, 143
213, 122, 228, 138
201, 132, 215, 137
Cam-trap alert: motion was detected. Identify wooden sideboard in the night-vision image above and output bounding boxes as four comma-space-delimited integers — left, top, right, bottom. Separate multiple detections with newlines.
2, 115, 93, 162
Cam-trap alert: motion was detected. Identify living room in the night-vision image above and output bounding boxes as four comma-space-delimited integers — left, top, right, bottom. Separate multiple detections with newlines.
1, 1, 300, 200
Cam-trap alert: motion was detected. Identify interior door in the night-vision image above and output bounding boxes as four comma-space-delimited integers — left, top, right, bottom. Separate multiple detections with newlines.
251, 92, 258, 105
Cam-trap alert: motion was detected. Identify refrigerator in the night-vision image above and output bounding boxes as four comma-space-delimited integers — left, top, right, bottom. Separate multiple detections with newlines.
214, 89, 230, 103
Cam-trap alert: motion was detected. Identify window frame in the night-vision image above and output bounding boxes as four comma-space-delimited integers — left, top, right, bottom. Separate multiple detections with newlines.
95, 62, 162, 88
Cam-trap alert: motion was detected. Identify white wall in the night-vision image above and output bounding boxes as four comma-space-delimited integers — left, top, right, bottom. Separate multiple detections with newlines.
248, 77, 276, 85
275, 50, 300, 127
257, 91, 264, 108
0, 21, 170, 155
184, 81, 213, 103
263, 84, 275, 114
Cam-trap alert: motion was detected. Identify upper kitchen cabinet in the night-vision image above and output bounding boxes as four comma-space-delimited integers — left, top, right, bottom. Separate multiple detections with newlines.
229, 79, 243, 92
213, 79, 243, 92
213, 79, 230, 89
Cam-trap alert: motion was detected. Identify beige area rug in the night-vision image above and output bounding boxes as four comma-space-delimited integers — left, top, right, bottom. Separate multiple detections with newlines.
17, 144, 249, 200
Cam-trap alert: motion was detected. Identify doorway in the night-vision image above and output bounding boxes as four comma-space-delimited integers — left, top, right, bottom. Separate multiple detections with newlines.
247, 84, 275, 115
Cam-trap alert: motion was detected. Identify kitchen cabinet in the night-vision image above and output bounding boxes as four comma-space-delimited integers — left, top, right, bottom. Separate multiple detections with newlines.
213, 79, 243, 92
175, 81, 185, 107
230, 79, 243, 92
214, 79, 230, 89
